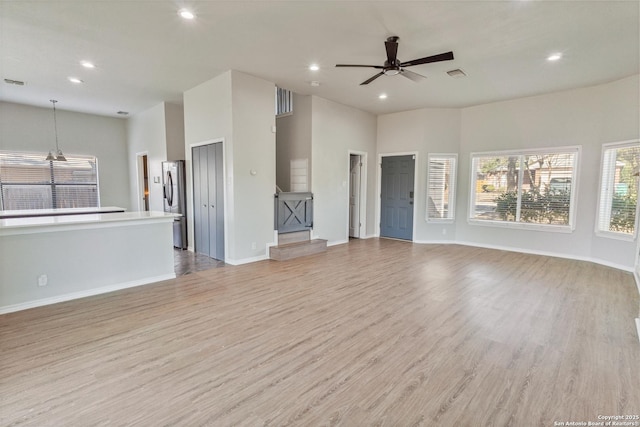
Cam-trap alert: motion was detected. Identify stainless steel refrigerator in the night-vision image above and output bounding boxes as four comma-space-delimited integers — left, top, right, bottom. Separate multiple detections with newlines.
162, 160, 187, 249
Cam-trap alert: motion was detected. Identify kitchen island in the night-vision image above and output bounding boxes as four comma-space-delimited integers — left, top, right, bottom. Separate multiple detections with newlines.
0, 210, 177, 314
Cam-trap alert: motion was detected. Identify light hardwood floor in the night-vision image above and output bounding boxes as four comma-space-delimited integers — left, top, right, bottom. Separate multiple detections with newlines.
1, 239, 639, 426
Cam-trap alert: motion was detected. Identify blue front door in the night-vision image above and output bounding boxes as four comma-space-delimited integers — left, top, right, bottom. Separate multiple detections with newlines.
380, 155, 415, 240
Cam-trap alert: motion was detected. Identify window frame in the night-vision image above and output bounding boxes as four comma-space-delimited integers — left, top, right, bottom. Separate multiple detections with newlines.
468, 145, 580, 233
0, 150, 100, 211
595, 139, 640, 241
426, 153, 457, 223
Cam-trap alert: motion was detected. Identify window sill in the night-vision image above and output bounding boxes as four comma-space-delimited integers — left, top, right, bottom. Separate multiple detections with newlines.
468, 218, 574, 233
426, 218, 455, 224
594, 230, 636, 242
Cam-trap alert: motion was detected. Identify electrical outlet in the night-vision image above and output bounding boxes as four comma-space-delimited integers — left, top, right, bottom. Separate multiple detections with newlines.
37, 274, 48, 287
442, 228, 447, 235
251, 242, 257, 250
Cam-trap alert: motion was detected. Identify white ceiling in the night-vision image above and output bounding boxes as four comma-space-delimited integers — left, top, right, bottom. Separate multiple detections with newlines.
1, 1, 638, 118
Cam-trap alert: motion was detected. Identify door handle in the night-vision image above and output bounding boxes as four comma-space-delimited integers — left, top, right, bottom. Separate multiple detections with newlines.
203, 204, 207, 207
211, 205, 215, 208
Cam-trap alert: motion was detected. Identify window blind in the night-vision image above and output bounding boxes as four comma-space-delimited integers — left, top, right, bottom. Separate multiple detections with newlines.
0, 151, 99, 211
427, 154, 456, 221
275, 87, 293, 116
597, 142, 639, 236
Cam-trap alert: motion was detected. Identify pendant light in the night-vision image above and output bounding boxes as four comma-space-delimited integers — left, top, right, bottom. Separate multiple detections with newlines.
46, 99, 67, 161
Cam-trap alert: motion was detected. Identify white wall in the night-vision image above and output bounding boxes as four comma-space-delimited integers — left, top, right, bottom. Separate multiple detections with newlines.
275, 93, 312, 192
311, 96, 377, 244
184, 72, 233, 256
376, 75, 640, 270
377, 108, 461, 243
183, 71, 275, 264
458, 75, 639, 269
126, 102, 186, 212
126, 103, 167, 212
230, 71, 276, 262
0, 101, 131, 209
165, 103, 186, 161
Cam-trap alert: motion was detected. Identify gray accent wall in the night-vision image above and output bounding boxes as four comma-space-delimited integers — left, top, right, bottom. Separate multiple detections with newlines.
0, 101, 131, 210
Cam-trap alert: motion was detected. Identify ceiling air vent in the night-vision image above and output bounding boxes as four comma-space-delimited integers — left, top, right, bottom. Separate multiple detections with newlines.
446, 69, 467, 79
4, 78, 25, 86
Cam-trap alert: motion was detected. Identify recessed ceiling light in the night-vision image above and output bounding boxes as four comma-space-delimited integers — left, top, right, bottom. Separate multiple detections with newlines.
117, 111, 129, 116
378, 93, 388, 100
68, 77, 83, 84
547, 52, 562, 61
178, 8, 195, 19
80, 60, 95, 69
309, 64, 319, 71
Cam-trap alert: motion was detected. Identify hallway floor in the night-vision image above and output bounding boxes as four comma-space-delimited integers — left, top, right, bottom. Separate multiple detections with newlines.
173, 248, 225, 276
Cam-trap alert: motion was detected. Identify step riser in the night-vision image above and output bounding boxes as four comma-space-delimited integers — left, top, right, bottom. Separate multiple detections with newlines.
277, 230, 311, 245
270, 239, 327, 261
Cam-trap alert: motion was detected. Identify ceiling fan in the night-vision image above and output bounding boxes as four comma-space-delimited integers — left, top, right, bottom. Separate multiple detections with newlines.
336, 36, 454, 85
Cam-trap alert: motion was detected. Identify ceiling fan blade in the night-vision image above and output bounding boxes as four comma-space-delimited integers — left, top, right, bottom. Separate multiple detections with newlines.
336, 64, 384, 69
360, 72, 385, 85
385, 37, 399, 64
400, 69, 426, 82
401, 51, 454, 67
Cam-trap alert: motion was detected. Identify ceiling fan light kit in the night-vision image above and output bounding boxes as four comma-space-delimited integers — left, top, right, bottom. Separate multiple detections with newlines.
336, 36, 454, 85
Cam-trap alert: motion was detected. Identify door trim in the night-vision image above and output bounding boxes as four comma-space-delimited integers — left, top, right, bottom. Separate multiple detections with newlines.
376, 151, 419, 240
348, 150, 367, 239
135, 151, 149, 212
187, 138, 227, 257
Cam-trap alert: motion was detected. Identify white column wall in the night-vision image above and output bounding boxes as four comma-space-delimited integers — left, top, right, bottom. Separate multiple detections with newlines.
311, 96, 377, 245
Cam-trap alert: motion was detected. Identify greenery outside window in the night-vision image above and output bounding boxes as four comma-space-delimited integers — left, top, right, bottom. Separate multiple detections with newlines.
427, 154, 457, 222
469, 147, 579, 231
0, 151, 99, 211
596, 140, 639, 239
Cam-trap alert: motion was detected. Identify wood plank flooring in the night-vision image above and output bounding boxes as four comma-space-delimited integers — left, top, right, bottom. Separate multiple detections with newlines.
1, 239, 639, 426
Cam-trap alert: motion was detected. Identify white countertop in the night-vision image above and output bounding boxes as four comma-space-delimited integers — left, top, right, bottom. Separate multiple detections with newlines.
0, 206, 126, 219
0, 210, 178, 231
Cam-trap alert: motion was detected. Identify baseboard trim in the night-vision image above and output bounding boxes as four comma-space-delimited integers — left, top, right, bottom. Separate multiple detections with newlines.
225, 254, 269, 266
0, 273, 176, 315
327, 239, 349, 247
419, 239, 635, 273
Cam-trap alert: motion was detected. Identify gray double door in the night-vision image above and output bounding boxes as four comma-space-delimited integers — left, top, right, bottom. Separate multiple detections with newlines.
380, 155, 415, 240
192, 143, 224, 261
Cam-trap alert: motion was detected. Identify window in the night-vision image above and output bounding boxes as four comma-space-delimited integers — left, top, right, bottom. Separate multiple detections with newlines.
275, 87, 293, 116
0, 151, 99, 210
596, 140, 640, 239
469, 147, 579, 230
427, 154, 457, 221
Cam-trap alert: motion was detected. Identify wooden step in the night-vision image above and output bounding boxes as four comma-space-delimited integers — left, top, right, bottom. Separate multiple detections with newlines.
277, 230, 310, 245
269, 239, 328, 261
